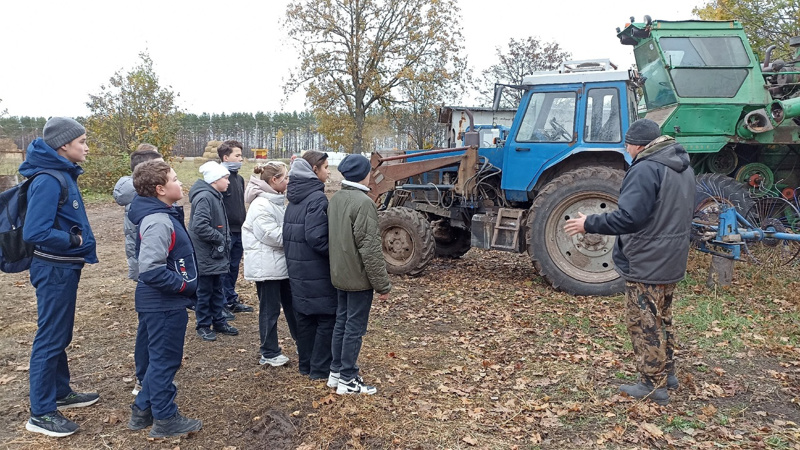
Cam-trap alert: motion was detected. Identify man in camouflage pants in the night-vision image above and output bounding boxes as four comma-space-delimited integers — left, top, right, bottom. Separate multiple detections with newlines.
564, 119, 695, 406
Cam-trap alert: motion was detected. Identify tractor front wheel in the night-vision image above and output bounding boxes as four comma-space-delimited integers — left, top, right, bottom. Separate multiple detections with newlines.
378, 207, 435, 276
528, 166, 625, 296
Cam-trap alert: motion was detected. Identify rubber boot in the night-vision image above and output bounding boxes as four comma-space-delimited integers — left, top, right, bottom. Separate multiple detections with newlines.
667, 371, 679, 390
128, 404, 153, 430
149, 411, 202, 438
619, 380, 669, 406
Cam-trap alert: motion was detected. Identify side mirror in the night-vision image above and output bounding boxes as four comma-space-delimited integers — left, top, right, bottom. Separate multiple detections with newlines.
492, 84, 504, 111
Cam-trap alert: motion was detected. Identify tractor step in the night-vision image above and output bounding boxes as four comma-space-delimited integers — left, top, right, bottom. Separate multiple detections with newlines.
490, 208, 525, 251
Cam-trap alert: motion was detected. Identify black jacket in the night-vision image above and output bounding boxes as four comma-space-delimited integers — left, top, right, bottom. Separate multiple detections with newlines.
584, 136, 695, 284
283, 159, 337, 315
188, 179, 231, 275
222, 170, 246, 233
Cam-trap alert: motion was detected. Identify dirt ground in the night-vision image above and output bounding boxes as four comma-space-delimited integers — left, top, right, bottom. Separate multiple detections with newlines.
1, 173, 800, 449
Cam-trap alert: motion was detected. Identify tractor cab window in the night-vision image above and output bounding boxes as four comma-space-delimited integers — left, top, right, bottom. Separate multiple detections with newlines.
635, 41, 678, 109
517, 92, 576, 143
585, 88, 621, 143
659, 36, 750, 98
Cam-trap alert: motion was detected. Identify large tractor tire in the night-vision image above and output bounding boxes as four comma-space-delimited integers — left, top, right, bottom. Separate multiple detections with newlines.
528, 166, 625, 296
433, 221, 472, 259
378, 207, 435, 276
694, 173, 755, 223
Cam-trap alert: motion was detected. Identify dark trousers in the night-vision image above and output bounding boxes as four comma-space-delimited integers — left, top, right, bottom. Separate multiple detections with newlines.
222, 232, 243, 306
257, 279, 297, 358
330, 289, 373, 381
295, 311, 336, 378
133, 309, 187, 420
134, 319, 148, 382
28, 260, 81, 416
195, 274, 227, 329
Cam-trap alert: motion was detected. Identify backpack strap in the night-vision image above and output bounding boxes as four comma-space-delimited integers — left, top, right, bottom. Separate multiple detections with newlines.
35, 169, 69, 208
19, 170, 70, 227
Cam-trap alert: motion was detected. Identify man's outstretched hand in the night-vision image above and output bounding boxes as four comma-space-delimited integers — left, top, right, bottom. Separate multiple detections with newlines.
564, 212, 587, 236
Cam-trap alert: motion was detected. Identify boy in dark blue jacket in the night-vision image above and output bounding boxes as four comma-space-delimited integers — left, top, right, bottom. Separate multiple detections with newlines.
127, 160, 202, 438
21, 117, 99, 438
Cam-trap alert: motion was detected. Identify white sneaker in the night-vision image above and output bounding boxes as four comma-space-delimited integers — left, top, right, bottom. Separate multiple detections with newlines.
336, 377, 377, 395
326, 372, 340, 388
259, 354, 290, 367
131, 379, 143, 396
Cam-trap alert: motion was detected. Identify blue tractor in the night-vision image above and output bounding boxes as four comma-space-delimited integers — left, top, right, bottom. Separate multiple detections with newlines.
368, 60, 637, 296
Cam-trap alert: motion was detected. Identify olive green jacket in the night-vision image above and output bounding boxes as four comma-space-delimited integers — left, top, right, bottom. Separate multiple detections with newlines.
328, 184, 391, 294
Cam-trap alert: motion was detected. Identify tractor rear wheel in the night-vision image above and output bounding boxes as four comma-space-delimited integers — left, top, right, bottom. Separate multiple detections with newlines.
378, 207, 435, 276
528, 166, 625, 296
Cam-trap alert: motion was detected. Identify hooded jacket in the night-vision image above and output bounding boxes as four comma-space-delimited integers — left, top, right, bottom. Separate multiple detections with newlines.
188, 179, 231, 275
328, 183, 392, 294
283, 159, 337, 315
584, 136, 695, 284
19, 138, 97, 267
242, 175, 288, 281
128, 195, 197, 311
113, 175, 139, 280
222, 169, 246, 233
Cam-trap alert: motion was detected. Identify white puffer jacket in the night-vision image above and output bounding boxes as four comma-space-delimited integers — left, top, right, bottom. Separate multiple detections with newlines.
242, 182, 288, 281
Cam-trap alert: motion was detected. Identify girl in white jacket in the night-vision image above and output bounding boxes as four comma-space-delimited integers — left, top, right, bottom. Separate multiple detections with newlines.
242, 161, 298, 366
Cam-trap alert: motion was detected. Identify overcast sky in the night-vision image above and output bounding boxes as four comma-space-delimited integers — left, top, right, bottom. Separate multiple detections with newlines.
1, 0, 703, 118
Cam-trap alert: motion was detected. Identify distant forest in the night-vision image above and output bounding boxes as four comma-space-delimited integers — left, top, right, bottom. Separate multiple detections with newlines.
0, 111, 412, 157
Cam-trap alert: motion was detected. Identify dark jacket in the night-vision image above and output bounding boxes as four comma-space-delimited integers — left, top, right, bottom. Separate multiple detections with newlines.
128, 196, 197, 312
283, 159, 337, 315
328, 183, 391, 294
19, 138, 97, 268
584, 136, 695, 284
222, 170, 246, 233
188, 179, 231, 275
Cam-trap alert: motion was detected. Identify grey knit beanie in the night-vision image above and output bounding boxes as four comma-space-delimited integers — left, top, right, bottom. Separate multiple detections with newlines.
338, 154, 371, 183
43, 117, 86, 150
624, 119, 661, 146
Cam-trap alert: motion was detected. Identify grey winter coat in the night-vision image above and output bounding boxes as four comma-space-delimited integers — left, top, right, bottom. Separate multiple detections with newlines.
584, 136, 695, 284
188, 179, 231, 275
113, 175, 139, 281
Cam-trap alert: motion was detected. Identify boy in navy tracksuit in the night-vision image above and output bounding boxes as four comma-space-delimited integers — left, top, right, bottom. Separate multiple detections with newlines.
21, 117, 99, 437
112, 144, 163, 396
127, 160, 202, 438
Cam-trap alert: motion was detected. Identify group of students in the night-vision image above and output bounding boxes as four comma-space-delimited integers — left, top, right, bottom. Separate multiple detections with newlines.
19, 116, 391, 440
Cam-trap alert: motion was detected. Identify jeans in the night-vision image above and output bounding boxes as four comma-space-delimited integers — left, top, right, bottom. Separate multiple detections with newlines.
28, 260, 81, 416
330, 289, 373, 381
295, 312, 336, 378
257, 279, 297, 358
222, 232, 243, 305
195, 274, 227, 329
133, 309, 188, 420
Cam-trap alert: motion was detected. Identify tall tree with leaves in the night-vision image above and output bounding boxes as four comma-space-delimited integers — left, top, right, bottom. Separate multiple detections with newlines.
478, 37, 571, 108
85, 52, 181, 158
694, 0, 800, 60
284, 0, 466, 154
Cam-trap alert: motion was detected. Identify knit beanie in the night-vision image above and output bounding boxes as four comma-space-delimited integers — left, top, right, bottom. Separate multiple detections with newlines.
199, 161, 230, 184
338, 154, 371, 183
43, 117, 86, 150
624, 119, 661, 146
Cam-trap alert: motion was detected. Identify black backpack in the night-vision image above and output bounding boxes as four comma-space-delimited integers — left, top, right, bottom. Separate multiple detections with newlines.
0, 170, 68, 273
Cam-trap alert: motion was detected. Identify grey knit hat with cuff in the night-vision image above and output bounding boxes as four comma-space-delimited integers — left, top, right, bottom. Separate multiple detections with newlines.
43, 117, 86, 150
624, 119, 661, 146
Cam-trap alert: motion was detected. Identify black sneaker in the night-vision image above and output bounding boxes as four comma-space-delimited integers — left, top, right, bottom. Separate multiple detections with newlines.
221, 306, 235, 321
229, 302, 254, 313
213, 323, 239, 336
26, 411, 79, 437
149, 411, 202, 438
56, 391, 100, 410
128, 404, 153, 430
196, 327, 217, 341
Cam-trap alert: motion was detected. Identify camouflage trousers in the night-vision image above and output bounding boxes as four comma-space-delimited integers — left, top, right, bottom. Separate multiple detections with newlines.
625, 281, 677, 387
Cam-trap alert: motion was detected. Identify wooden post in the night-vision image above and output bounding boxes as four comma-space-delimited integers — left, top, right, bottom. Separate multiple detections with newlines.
706, 255, 734, 288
